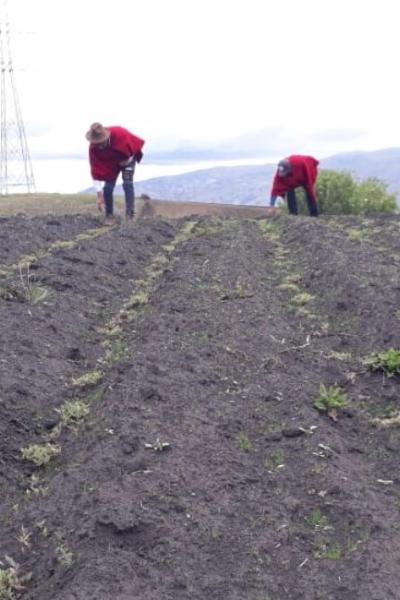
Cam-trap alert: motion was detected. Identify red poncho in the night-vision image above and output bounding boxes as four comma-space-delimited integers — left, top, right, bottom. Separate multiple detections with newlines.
89, 126, 145, 181
271, 155, 319, 202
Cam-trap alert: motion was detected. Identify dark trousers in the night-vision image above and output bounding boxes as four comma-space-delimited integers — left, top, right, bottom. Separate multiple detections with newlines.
103, 159, 136, 217
287, 188, 319, 217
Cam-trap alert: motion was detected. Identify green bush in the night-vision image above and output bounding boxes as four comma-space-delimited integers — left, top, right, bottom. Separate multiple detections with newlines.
317, 170, 357, 214
318, 171, 397, 215
293, 170, 397, 215
350, 178, 397, 214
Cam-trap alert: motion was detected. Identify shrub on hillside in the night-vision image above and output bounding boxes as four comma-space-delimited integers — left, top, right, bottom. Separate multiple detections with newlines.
294, 170, 397, 215
349, 178, 398, 214
317, 171, 356, 214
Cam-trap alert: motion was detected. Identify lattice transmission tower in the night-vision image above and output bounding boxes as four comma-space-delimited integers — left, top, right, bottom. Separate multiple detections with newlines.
0, 0, 35, 194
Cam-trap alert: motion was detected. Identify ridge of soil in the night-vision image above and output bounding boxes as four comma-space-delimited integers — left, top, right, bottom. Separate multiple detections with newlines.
1, 213, 400, 600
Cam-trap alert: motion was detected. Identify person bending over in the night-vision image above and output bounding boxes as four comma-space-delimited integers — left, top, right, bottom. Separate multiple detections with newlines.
86, 123, 145, 225
269, 155, 319, 217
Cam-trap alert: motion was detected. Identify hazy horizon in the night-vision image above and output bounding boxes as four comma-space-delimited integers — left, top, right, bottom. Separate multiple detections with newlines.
2, 0, 399, 165
9, 143, 400, 195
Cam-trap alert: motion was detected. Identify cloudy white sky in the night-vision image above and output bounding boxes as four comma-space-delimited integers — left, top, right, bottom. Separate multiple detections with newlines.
3, 0, 400, 162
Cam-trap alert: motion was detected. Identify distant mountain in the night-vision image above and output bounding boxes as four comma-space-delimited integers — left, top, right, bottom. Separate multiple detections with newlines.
322, 147, 400, 191
136, 163, 276, 205
86, 147, 400, 206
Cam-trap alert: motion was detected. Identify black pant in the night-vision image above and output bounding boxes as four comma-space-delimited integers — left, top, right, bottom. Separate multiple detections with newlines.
287, 188, 318, 216
103, 159, 136, 217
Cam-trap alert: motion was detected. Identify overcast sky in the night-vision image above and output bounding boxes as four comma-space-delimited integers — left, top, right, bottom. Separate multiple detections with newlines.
3, 0, 400, 161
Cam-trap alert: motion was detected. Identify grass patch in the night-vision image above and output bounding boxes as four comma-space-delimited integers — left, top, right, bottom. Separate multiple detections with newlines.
57, 400, 90, 426
55, 544, 74, 568
0, 556, 30, 599
265, 450, 285, 469
74, 228, 110, 242
193, 218, 226, 237
290, 292, 314, 306
49, 240, 76, 251
14, 254, 39, 269
25, 474, 48, 497
237, 432, 252, 451
348, 228, 372, 241
231, 279, 253, 299
21, 443, 61, 467
18, 264, 51, 305
314, 543, 342, 560
372, 413, 400, 428
294, 306, 314, 319
274, 247, 290, 261
106, 221, 198, 331
282, 273, 302, 285
276, 282, 300, 292
26, 285, 50, 305
101, 339, 129, 365
0, 193, 96, 217
363, 348, 400, 376
326, 351, 352, 361
71, 370, 103, 387
305, 510, 329, 530
257, 218, 281, 238
126, 290, 150, 308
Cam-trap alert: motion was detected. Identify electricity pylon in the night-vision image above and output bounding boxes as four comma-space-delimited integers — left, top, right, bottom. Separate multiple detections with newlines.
0, 0, 35, 195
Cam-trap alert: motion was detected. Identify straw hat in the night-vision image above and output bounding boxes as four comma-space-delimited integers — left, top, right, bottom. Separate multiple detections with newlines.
85, 122, 110, 144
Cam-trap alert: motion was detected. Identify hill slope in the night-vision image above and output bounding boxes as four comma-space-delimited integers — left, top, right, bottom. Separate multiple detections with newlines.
129, 147, 400, 205
0, 212, 400, 599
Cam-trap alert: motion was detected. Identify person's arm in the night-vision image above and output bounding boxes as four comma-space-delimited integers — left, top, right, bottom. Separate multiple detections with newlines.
270, 195, 278, 207
267, 172, 286, 213
93, 180, 104, 212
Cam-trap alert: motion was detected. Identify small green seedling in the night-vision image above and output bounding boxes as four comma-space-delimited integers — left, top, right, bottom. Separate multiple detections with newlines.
314, 543, 342, 560
16, 526, 32, 550
313, 384, 347, 421
55, 544, 74, 568
305, 510, 329, 530
0, 556, 30, 599
144, 438, 171, 452
363, 348, 400, 377
237, 432, 252, 451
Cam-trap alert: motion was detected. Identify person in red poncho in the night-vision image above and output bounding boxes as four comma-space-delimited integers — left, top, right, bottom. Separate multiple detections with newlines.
86, 123, 145, 225
269, 155, 319, 217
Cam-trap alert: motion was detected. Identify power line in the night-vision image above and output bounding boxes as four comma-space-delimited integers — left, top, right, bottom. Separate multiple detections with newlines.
0, 0, 35, 195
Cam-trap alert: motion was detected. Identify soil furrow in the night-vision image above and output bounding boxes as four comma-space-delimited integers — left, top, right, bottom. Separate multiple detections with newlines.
0, 214, 399, 600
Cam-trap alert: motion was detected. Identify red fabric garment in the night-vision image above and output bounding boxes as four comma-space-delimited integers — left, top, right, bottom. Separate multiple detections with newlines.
271, 155, 319, 202
89, 126, 145, 181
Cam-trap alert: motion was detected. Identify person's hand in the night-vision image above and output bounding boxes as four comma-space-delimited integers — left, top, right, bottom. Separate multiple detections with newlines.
266, 206, 279, 217
96, 191, 105, 212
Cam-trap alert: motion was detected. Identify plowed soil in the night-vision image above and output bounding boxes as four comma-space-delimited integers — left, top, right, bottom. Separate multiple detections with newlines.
1, 212, 400, 600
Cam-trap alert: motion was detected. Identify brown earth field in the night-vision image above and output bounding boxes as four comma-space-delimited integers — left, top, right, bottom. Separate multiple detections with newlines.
1, 209, 400, 600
